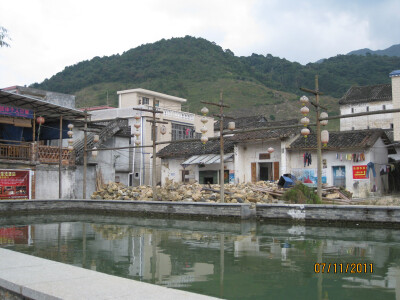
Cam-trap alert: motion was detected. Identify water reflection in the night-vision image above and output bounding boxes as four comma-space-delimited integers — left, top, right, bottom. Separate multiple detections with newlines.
1, 217, 400, 299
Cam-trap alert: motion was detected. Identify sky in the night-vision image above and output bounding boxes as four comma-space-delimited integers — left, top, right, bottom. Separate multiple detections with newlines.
0, 0, 399, 88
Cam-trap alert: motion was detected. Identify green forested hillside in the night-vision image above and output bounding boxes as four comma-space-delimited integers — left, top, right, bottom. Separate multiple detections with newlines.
31, 36, 400, 126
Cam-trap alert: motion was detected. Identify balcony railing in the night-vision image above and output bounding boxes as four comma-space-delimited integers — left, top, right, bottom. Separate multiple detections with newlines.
38, 145, 75, 165
0, 142, 75, 166
0, 143, 31, 161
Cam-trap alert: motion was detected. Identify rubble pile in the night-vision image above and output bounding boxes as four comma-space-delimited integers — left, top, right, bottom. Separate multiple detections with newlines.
91, 179, 353, 204
91, 179, 284, 204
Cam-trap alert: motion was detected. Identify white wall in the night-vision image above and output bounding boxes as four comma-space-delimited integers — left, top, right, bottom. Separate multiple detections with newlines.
160, 157, 234, 185
234, 140, 282, 183
35, 166, 76, 199
287, 138, 389, 198
340, 101, 393, 131
392, 75, 400, 141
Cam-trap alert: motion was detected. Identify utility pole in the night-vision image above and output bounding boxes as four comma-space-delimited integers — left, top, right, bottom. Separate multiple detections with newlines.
201, 91, 233, 203
58, 116, 63, 199
133, 99, 167, 201
83, 111, 88, 199
300, 75, 325, 200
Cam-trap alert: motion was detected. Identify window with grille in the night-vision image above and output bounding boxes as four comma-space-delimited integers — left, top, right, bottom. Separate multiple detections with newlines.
142, 97, 149, 105
172, 123, 194, 140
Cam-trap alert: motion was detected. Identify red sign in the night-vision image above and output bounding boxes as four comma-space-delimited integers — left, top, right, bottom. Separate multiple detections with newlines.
353, 165, 367, 179
0, 170, 30, 199
0, 226, 29, 245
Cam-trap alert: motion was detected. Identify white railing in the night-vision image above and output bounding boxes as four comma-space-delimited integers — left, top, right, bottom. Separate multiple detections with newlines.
162, 109, 195, 121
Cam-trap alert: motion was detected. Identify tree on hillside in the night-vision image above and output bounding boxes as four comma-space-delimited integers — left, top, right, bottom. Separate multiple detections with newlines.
0, 26, 11, 48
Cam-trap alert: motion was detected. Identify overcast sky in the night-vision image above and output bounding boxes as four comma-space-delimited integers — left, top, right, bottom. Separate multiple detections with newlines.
0, 0, 399, 89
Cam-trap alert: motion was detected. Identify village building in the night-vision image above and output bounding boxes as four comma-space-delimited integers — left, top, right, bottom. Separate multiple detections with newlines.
286, 129, 395, 198
0, 88, 85, 199
157, 139, 234, 185
88, 88, 214, 186
157, 118, 299, 185
339, 70, 400, 160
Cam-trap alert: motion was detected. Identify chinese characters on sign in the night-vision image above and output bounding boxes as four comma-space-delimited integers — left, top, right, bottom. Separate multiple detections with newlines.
0, 105, 33, 119
353, 165, 367, 179
0, 170, 31, 199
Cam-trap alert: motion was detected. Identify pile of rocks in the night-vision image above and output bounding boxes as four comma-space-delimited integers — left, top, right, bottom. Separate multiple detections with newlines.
91, 179, 284, 204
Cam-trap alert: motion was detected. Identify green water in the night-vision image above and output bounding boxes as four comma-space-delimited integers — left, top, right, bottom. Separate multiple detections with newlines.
1, 214, 400, 300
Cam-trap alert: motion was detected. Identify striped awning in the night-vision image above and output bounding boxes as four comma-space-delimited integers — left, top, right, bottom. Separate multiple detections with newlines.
181, 153, 234, 166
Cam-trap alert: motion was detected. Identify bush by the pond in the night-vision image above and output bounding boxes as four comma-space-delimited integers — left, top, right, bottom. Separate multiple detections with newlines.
283, 183, 321, 204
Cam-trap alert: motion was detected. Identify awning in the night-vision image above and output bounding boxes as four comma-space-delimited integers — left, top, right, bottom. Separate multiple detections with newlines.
181, 153, 234, 166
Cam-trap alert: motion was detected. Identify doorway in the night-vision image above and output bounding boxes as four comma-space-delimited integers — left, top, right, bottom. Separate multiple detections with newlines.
259, 163, 272, 181
332, 166, 346, 188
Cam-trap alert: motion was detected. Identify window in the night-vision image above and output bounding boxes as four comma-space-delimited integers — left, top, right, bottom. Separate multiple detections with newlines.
367, 126, 370, 129
142, 97, 149, 105
155, 100, 159, 107
182, 170, 189, 183
351, 107, 354, 113
171, 123, 194, 140
391, 123, 394, 129
383, 105, 386, 110
366, 106, 369, 112
352, 127, 355, 131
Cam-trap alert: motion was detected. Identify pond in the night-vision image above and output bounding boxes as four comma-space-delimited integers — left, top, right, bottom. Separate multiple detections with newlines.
1, 213, 400, 300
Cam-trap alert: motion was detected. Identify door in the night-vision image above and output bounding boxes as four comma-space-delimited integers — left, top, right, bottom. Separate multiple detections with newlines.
273, 162, 280, 181
333, 166, 346, 188
251, 163, 257, 182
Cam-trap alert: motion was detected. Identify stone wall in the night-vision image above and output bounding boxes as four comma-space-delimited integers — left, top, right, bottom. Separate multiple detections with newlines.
256, 203, 400, 225
2, 200, 400, 226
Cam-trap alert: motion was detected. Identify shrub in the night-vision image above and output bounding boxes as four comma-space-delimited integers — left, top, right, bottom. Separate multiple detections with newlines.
283, 183, 321, 204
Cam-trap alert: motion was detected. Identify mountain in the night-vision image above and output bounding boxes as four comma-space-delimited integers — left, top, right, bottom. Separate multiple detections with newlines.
30, 36, 400, 128
347, 44, 400, 57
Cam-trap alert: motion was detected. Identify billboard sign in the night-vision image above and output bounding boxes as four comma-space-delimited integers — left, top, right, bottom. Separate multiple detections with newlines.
0, 170, 31, 199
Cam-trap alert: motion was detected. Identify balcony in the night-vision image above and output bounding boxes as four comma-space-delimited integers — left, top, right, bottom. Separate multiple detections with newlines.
0, 141, 75, 166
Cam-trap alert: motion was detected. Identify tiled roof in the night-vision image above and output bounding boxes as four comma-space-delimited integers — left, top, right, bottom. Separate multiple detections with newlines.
288, 129, 394, 153
231, 119, 299, 141
157, 138, 235, 158
214, 115, 268, 130
339, 84, 392, 105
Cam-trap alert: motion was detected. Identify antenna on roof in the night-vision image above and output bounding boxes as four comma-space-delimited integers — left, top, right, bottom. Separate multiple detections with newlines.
106, 91, 109, 106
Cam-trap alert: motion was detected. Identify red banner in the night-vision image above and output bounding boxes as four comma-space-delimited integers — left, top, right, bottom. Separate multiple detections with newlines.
353, 165, 367, 179
0, 170, 30, 199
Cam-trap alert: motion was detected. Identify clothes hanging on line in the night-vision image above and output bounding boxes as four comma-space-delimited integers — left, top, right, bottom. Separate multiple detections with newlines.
303, 152, 312, 167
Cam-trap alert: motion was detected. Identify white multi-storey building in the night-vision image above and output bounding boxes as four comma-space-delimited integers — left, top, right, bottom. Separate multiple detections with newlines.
89, 88, 214, 186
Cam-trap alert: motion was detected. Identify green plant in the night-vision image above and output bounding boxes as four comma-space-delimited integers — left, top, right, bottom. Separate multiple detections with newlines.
283, 183, 321, 204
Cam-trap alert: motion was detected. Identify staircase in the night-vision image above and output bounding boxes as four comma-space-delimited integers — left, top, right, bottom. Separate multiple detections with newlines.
74, 118, 129, 164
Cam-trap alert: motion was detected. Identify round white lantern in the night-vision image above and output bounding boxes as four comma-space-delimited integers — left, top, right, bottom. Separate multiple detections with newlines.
300, 117, 310, 127
200, 126, 208, 134
267, 147, 274, 154
67, 145, 74, 152
300, 106, 310, 116
93, 134, 99, 143
321, 130, 329, 147
201, 107, 209, 115
300, 95, 309, 106
91, 147, 98, 158
134, 114, 141, 120
68, 138, 74, 145
67, 130, 73, 137
320, 112, 328, 126
301, 128, 310, 138
68, 123, 74, 130
134, 131, 140, 137
201, 116, 208, 124
201, 136, 208, 144
135, 140, 141, 146
228, 122, 235, 131
134, 123, 141, 129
